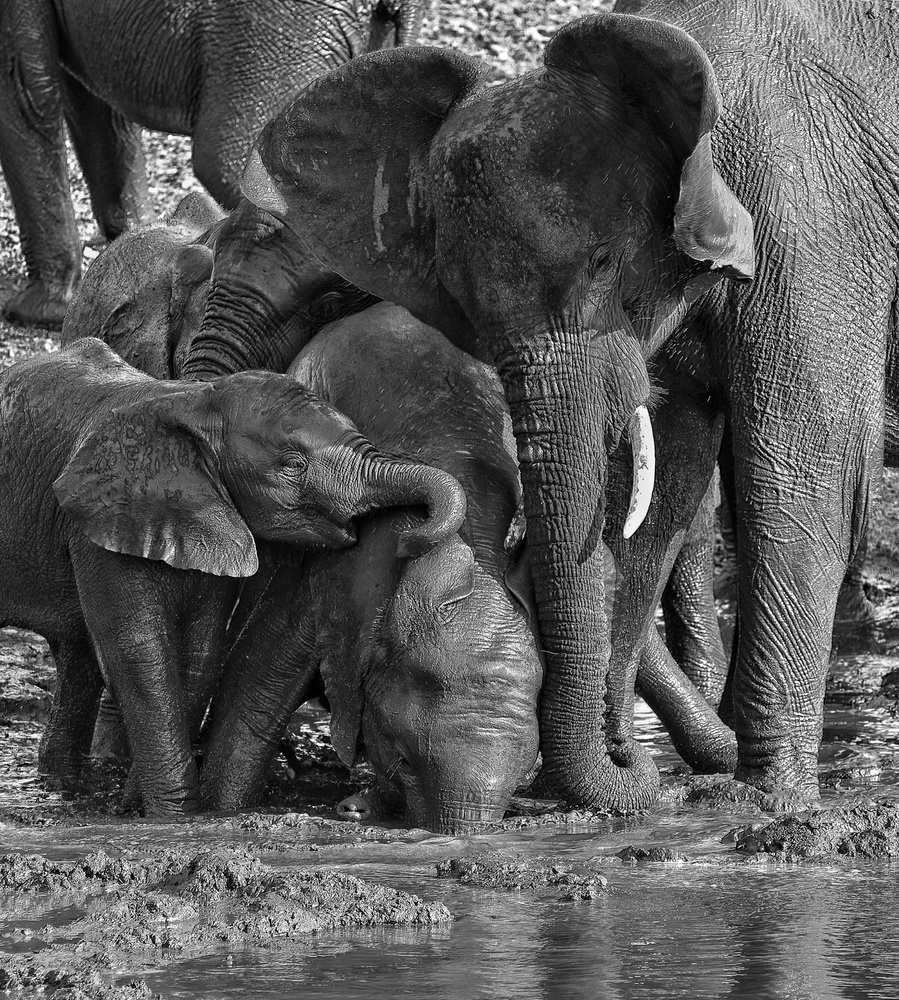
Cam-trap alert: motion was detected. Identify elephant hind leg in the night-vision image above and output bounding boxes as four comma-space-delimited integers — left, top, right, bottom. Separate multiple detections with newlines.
38, 631, 104, 790
62, 72, 152, 240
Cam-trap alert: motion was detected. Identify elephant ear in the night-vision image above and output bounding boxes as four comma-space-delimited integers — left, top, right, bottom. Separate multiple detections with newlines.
544, 13, 754, 279
241, 46, 488, 320
53, 387, 258, 577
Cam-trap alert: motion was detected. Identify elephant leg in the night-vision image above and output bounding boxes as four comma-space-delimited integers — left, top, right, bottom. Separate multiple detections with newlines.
90, 687, 131, 765
201, 567, 318, 810
728, 405, 881, 801
72, 547, 198, 814
38, 631, 104, 788
61, 72, 152, 240
637, 627, 737, 774
604, 372, 725, 763
0, 0, 80, 327
661, 472, 730, 707
180, 581, 239, 744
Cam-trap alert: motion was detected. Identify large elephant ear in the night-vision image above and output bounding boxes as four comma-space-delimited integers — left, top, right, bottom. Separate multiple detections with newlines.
53, 387, 258, 577
544, 14, 754, 279
241, 46, 487, 320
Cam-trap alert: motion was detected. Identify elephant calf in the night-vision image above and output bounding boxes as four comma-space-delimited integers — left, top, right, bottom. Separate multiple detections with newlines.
0, 337, 466, 814
202, 304, 544, 832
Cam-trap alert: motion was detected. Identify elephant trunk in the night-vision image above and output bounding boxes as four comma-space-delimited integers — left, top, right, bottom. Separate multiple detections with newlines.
498, 332, 659, 812
358, 454, 468, 558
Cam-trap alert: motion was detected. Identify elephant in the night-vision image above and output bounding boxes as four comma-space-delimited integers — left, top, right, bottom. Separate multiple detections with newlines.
200, 303, 543, 830
182, 14, 754, 812
595, 0, 897, 803
0, 0, 430, 329
60, 191, 225, 378
0, 337, 467, 813
69, 202, 737, 786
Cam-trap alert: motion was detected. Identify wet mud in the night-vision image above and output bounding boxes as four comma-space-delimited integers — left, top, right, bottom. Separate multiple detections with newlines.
435, 854, 609, 898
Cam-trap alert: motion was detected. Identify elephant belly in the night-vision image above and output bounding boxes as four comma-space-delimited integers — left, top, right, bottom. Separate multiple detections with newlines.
57, 0, 200, 134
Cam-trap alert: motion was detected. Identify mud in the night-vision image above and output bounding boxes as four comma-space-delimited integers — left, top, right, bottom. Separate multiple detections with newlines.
731, 801, 899, 861
435, 854, 609, 899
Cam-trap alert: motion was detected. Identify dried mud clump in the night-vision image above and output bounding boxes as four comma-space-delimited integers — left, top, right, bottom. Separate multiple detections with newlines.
436, 854, 609, 899
732, 802, 899, 860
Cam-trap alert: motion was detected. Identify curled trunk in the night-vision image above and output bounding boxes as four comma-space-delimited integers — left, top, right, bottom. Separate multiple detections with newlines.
358, 455, 468, 557
499, 332, 659, 811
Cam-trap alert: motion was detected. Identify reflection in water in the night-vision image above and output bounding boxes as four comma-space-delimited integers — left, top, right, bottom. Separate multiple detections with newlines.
5, 601, 899, 997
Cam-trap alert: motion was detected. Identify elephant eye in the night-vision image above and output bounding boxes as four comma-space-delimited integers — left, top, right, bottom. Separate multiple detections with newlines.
280, 452, 309, 474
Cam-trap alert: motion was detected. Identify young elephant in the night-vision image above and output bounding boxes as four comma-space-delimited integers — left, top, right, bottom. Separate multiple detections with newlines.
0, 337, 466, 814
60, 192, 225, 380
202, 304, 544, 832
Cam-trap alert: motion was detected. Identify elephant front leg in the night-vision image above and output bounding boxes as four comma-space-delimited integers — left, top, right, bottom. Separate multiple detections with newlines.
62, 73, 152, 242
73, 549, 199, 814
38, 631, 104, 789
661, 472, 730, 707
0, 2, 81, 328
202, 567, 318, 810
604, 375, 727, 772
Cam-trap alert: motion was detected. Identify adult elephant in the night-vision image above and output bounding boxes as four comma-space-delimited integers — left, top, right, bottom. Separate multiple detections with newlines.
183, 15, 754, 812
596, 0, 897, 803
0, 0, 427, 329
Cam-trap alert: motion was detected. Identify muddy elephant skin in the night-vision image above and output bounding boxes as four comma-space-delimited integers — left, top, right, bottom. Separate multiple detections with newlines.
203, 304, 544, 833
0, 0, 430, 328
183, 15, 755, 813
0, 337, 466, 814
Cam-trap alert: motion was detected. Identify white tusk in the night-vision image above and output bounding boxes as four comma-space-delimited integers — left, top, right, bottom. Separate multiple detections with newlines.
622, 405, 655, 539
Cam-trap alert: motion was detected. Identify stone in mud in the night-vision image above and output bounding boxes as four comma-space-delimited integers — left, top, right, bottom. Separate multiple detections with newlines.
616, 846, 689, 864
732, 801, 899, 860
436, 854, 609, 899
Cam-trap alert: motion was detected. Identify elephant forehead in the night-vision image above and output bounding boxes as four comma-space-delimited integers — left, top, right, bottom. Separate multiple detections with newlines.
434, 75, 665, 221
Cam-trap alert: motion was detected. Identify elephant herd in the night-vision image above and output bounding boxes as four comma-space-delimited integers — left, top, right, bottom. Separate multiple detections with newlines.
0, 0, 897, 831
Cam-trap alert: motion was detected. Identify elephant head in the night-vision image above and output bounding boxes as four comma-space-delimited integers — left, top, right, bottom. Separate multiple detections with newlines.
325, 524, 542, 833
54, 346, 468, 574
62, 192, 225, 379
183, 14, 753, 810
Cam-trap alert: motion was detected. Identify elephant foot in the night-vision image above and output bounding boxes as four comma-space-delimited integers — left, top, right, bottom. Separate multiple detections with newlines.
2, 279, 74, 330
733, 762, 820, 811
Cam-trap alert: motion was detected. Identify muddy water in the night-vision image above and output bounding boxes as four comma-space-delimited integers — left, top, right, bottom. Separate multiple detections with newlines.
4, 604, 899, 998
